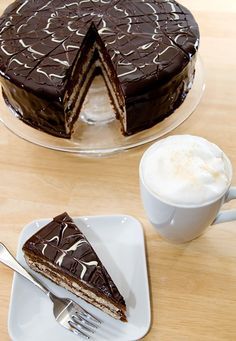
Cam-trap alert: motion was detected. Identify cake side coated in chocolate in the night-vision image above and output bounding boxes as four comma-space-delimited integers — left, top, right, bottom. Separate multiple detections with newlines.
22, 212, 126, 321
0, 0, 200, 137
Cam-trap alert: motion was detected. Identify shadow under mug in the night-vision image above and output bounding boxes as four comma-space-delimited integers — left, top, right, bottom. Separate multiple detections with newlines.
139, 149, 236, 244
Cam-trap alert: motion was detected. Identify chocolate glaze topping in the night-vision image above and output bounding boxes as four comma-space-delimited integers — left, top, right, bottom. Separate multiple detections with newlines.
0, 0, 199, 137
23, 212, 126, 308
0, 0, 199, 97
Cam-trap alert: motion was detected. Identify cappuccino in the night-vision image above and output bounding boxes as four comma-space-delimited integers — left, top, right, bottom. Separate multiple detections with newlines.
141, 135, 231, 206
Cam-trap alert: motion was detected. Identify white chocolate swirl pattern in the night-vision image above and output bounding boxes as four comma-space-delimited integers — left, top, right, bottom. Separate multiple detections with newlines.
0, 0, 199, 98
23, 212, 125, 304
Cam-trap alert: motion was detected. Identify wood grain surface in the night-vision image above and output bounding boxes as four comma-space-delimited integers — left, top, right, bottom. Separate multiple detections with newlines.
0, 1, 236, 340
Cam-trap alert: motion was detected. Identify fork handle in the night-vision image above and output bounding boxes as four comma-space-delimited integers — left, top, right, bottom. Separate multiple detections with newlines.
0, 242, 50, 295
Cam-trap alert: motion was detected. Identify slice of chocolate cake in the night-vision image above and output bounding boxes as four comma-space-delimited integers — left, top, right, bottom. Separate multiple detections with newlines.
22, 212, 127, 321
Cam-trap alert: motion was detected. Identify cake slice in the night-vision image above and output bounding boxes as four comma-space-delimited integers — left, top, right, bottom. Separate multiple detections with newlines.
22, 212, 127, 321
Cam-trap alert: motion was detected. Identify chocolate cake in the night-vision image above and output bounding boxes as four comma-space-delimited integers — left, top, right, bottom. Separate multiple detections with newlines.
22, 212, 127, 321
0, 0, 199, 138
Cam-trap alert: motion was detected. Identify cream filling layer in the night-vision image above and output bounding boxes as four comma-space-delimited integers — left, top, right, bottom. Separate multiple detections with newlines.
64, 41, 126, 133
68, 61, 98, 128
25, 257, 123, 320
95, 58, 127, 131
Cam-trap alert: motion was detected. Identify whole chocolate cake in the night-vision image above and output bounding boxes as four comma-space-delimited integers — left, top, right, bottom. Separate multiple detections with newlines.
23, 212, 127, 321
0, 0, 199, 138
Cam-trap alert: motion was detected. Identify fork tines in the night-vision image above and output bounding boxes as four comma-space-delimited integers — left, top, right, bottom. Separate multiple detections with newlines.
68, 309, 101, 339
78, 309, 101, 325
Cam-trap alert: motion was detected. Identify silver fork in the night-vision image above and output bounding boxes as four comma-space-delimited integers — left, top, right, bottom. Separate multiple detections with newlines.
0, 242, 101, 339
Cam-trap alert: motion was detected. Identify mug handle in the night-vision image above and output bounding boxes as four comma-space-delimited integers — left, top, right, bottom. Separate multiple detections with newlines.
213, 187, 236, 224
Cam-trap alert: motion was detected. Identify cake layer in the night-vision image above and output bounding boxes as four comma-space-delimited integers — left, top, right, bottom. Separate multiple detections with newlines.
25, 255, 125, 320
22, 212, 127, 321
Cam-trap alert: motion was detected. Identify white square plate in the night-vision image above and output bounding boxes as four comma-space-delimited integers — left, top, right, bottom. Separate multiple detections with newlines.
8, 215, 151, 341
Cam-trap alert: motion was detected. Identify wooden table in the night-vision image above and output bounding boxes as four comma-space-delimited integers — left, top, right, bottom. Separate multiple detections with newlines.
0, 1, 236, 340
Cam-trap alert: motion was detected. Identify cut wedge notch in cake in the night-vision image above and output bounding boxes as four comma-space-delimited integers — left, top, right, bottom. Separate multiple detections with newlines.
22, 212, 127, 322
63, 23, 126, 136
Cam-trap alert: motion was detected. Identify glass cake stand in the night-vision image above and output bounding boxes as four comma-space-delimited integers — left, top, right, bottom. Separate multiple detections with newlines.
0, 58, 205, 156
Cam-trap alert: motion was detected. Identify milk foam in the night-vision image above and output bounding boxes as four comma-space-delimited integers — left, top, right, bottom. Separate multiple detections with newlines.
141, 135, 231, 206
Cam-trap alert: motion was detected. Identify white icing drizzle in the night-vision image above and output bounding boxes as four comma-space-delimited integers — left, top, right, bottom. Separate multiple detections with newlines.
0, 45, 15, 56
37, 68, 65, 80
172, 12, 180, 20
61, 222, 69, 238
38, 1, 53, 11
56, 251, 66, 266
47, 236, 59, 243
0, 0, 198, 84
62, 42, 80, 50
118, 34, 125, 40
98, 27, 113, 35
159, 45, 174, 57
16, 0, 29, 15
79, 0, 90, 4
139, 42, 154, 50
80, 260, 98, 280
174, 34, 184, 43
166, 0, 177, 14
123, 50, 134, 56
153, 54, 159, 64
75, 31, 86, 37
50, 58, 70, 67
105, 38, 116, 46
66, 239, 87, 252
42, 244, 47, 255
118, 66, 137, 78
68, 22, 78, 32
118, 61, 132, 66
57, 2, 80, 10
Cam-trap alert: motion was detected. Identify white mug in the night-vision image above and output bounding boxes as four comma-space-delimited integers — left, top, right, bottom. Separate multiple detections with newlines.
139, 137, 236, 243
